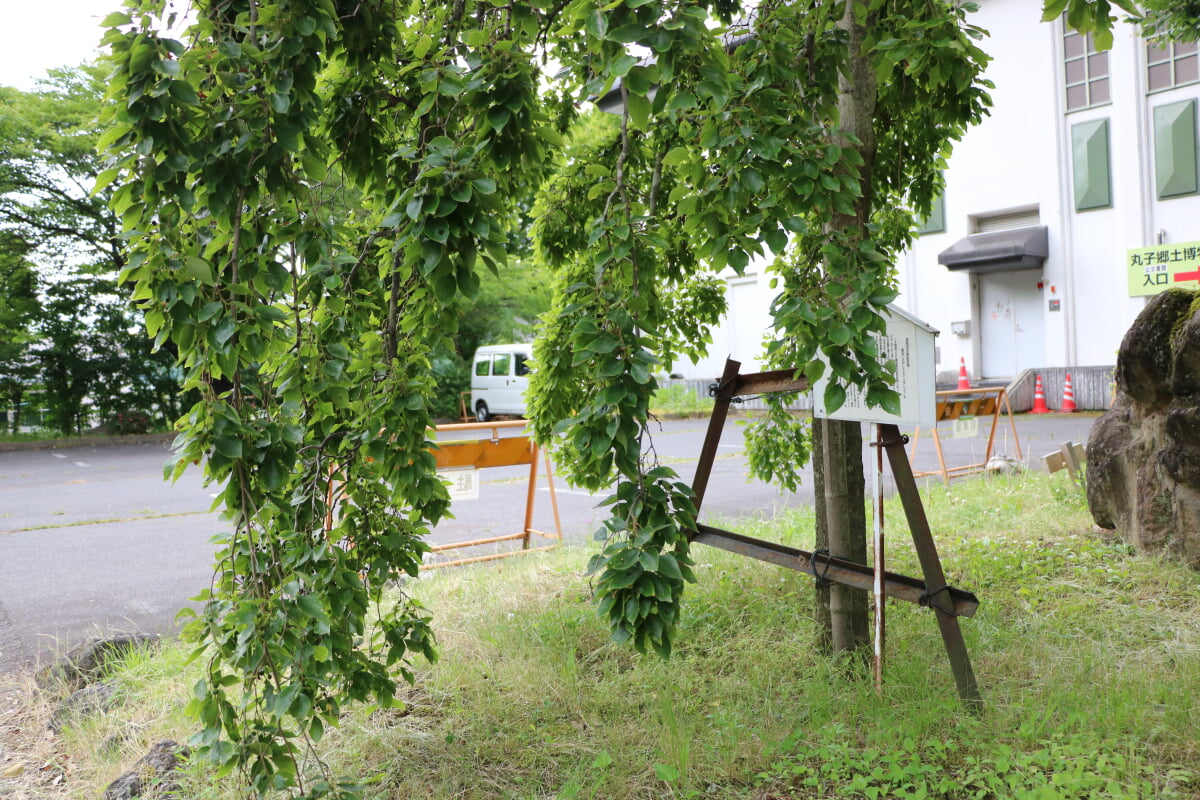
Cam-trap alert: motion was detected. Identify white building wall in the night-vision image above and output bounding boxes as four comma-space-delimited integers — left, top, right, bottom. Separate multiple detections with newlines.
674, 0, 1200, 383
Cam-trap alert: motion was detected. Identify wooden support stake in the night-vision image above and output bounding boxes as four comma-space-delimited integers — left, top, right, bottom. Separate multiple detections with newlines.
879, 423, 982, 709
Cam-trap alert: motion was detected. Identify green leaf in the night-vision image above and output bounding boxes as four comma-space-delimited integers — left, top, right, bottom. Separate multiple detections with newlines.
668, 91, 697, 111
823, 382, 846, 415
487, 105, 510, 132
661, 146, 689, 166
626, 93, 650, 129
654, 763, 680, 782
297, 594, 326, 619
657, 553, 683, 581
169, 81, 199, 105
184, 256, 215, 285
607, 24, 646, 44
471, 177, 497, 195
611, 54, 639, 77
1041, 0, 1069, 22
764, 228, 788, 255
102, 11, 132, 26
214, 436, 242, 459
624, 66, 654, 95
301, 151, 327, 181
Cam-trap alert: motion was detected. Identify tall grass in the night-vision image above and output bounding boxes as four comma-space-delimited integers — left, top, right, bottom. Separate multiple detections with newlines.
6, 471, 1199, 799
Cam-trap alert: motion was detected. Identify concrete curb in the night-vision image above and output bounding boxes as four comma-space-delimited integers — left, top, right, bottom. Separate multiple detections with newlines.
0, 432, 175, 453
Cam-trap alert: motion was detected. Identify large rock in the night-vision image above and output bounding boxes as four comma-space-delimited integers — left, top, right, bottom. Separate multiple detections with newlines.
49, 680, 118, 733
36, 633, 159, 692
1087, 289, 1200, 568
103, 740, 190, 800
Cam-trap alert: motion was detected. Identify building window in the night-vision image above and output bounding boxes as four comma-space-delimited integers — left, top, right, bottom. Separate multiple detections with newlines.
1071, 118, 1113, 211
917, 193, 945, 235
1147, 40, 1199, 93
970, 206, 1041, 234
1064, 25, 1110, 111
1154, 99, 1199, 198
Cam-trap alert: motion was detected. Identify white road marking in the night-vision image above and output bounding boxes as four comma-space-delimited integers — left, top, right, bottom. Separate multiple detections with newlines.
51, 453, 66, 459
538, 488, 600, 497
73, 462, 91, 468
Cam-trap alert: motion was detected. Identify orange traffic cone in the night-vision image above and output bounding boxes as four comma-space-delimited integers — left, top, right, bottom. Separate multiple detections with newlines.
1061, 373, 1077, 413
957, 357, 971, 390
1031, 374, 1049, 414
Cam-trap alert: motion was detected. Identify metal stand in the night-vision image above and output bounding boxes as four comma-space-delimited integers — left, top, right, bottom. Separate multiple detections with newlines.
689, 359, 982, 707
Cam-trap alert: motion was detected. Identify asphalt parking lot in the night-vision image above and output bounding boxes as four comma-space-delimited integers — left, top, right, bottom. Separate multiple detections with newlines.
0, 411, 1099, 673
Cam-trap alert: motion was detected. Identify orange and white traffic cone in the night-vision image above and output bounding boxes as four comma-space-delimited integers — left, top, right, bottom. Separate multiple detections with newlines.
957, 357, 971, 390
1031, 374, 1050, 414
1061, 373, 1077, 413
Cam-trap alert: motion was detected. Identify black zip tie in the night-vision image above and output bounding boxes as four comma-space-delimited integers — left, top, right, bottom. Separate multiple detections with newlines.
809, 548, 833, 588
918, 584, 954, 612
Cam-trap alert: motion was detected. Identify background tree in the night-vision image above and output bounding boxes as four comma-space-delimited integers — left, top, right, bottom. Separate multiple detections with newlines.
33, 279, 101, 435
0, 64, 198, 434
0, 233, 40, 433
0, 65, 124, 276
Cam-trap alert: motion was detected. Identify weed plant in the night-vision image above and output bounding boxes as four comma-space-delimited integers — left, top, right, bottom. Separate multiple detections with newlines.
5, 471, 1198, 799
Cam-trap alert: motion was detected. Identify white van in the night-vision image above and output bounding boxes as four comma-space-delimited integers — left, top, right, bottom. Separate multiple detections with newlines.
470, 343, 532, 421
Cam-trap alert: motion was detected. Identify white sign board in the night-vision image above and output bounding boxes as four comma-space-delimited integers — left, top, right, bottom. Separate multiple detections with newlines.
439, 467, 480, 500
812, 305, 938, 428
952, 416, 979, 439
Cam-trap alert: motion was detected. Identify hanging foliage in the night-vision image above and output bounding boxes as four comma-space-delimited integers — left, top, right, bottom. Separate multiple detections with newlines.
92, 0, 1134, 793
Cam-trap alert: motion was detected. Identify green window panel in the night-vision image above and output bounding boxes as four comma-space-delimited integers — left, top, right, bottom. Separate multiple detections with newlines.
917, 193, 945, 235
1071, 118, 1112, 211
1154, 99, 1198, 199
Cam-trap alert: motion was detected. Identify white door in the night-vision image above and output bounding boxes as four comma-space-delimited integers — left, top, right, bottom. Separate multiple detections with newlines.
979, 272, 1044, 379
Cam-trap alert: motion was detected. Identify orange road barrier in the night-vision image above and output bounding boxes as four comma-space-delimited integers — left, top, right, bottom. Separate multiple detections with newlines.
909, 387, 1022, 486
424, 420, 562, 569
324, 420, 562, 569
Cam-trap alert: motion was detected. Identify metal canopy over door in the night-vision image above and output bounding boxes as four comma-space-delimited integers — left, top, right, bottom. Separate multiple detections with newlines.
978, 271, 1044, 379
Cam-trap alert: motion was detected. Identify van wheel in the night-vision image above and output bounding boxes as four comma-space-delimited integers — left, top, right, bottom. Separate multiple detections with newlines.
475, 402, 490, 423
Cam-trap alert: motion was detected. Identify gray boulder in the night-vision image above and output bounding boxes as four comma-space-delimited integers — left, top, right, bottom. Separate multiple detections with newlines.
49, 680, 118, 733
36, 633, 159, 692
103, 740, 190, 800
1087, 289, 1200, 568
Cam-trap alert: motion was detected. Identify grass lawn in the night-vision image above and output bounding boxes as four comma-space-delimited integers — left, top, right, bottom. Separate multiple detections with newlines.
3, 470, 1198, 798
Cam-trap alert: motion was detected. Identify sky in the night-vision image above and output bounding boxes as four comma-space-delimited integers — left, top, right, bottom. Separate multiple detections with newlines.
0, 0, 120, 90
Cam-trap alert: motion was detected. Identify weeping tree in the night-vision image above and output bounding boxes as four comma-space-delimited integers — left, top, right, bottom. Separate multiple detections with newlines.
101, 0, 1122, 794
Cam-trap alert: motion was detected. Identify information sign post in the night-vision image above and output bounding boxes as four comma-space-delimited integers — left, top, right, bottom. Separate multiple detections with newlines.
685, 307, 982, 706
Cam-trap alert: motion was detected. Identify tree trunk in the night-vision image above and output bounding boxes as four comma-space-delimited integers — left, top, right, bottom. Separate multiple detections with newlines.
817, 418, 869, 653
812, 419, 832, 653
814, 0, 877, 656
9, 386, 23, 434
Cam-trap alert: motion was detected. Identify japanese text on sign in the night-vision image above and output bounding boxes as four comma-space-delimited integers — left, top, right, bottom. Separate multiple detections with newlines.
813, 305, 938, 427
1127, 240, 1200, 296
439, 467, 480, 500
